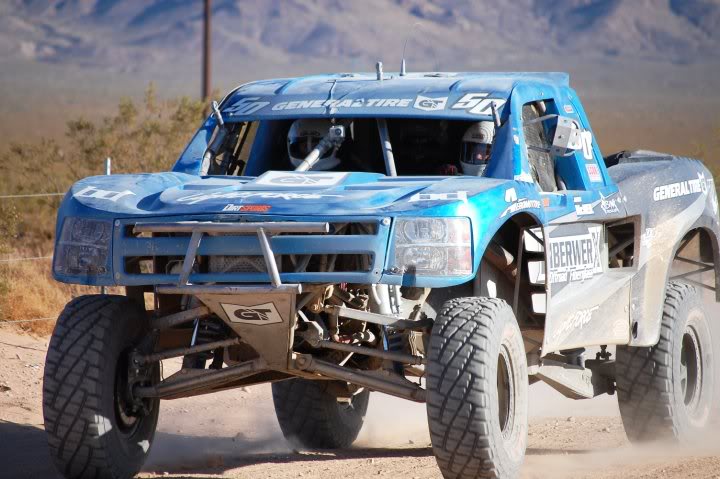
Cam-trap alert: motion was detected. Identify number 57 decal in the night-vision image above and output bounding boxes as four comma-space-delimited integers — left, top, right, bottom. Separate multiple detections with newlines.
452, 93, 506, 115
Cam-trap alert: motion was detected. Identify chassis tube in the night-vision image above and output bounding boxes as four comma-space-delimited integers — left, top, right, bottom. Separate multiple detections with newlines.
137, 337, 241, 364
295, 354, 426, 402
317, 340, 425, 365
134, 358, 266, 399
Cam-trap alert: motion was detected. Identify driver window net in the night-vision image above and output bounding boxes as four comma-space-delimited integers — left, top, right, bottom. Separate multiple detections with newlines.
522, 103, 557, 192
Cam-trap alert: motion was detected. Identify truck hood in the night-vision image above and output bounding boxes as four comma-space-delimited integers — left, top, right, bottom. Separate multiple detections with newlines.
66, 170, 507, 217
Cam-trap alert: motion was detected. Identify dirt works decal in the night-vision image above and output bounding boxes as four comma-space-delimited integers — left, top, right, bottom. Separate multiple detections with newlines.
501, 188, 541, 217
221, 302, 283, 325
548, 226, 603, 284
653, 172, 707, 201
222, 204, 272, 212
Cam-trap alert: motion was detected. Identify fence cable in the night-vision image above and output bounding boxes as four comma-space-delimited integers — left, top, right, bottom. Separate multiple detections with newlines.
0, 192, 65, 199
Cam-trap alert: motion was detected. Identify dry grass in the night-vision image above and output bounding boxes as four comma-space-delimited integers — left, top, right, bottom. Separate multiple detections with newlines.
0, 255, 115, 336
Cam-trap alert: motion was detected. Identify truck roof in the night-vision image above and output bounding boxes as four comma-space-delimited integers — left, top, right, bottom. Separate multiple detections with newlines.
220, 71, 571, 122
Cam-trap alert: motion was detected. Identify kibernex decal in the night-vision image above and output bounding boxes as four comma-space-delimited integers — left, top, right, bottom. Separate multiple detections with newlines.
548, 226, 603, 284
653, 172, 707, 201
220, 302, 283, 325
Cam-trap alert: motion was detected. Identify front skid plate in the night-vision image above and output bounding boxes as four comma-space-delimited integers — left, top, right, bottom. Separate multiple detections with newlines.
197, 293, 296, 370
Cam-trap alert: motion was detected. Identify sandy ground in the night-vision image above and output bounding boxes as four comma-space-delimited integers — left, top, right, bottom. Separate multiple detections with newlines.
2, 328, 720, 479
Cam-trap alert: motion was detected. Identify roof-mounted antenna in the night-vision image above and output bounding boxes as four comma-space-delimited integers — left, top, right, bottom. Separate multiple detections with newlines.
400, 22, 420, 77
376, 61, 384, 81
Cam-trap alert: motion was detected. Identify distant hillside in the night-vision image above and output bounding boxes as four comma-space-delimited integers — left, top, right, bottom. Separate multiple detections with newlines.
2, 0, 719, 73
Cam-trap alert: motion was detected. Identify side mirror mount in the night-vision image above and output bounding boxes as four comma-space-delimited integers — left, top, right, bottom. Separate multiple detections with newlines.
550, 116, 583, 157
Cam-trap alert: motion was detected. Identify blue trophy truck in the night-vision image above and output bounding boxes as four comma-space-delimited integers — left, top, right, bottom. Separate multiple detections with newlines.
44, 67, 719, 479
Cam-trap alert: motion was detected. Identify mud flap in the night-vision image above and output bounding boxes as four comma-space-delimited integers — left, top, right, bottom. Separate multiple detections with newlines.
196, 293, 296, 370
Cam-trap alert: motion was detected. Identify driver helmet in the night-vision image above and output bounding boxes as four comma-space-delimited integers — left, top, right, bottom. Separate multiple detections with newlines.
287, 119, 342, 170
460, 121, 495, 176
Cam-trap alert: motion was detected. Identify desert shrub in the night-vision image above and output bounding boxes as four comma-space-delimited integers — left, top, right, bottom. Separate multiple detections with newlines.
0, 84, 206, 251
0, 85, 205, 332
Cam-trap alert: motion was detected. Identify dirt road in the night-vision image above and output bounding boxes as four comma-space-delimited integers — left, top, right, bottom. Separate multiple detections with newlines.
2, 328, 720, 479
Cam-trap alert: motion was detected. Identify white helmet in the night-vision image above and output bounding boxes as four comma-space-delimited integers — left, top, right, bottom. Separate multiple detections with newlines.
460, 121, 495, 176
287, 119, 341, 171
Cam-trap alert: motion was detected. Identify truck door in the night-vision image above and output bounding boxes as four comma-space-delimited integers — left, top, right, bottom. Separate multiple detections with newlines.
519, 97, 634, 354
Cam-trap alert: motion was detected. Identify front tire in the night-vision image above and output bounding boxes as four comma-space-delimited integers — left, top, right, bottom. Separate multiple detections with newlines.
43, 295, 159, 479
616, 281, 714, 442
427, 297, 528, 479
272, 378, 369, 449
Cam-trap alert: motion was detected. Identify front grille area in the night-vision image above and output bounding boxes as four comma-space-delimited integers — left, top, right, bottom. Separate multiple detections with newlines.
113, 216, 389, 286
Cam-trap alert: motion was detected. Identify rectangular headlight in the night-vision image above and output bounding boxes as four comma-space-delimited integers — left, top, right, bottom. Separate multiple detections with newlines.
53, 218, 112, 276
390, 217, 472, 277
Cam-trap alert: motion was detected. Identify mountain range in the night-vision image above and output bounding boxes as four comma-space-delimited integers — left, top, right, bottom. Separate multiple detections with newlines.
2, 0, 719, 74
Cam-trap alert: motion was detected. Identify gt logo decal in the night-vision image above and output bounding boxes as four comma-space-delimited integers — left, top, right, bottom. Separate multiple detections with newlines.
221, 302, 283, 325
234, 308, 272, 322
452, 93, 506, 115
413, 96, 448, 111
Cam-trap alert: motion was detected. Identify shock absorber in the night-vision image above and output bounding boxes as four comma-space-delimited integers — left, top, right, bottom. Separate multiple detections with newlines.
182, 318, 229, 369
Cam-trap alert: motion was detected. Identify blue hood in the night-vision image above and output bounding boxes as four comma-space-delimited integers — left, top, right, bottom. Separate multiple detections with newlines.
65, 170, 507, 217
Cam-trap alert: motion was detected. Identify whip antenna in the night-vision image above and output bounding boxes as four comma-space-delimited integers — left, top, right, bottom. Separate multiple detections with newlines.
399, 22, 421, 76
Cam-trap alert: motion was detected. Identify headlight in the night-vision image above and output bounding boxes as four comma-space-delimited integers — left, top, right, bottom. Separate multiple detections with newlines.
53, 218, 112, 276
390, 217, 472, 276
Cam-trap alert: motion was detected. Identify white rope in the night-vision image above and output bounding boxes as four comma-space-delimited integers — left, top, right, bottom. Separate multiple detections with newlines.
0, 192, 65, 199
0, 255, 53, 264
0, 317, 56, 324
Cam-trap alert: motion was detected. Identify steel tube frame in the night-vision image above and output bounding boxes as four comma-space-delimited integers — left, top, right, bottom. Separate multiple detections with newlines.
134, 359, 266, 399
134, 221, 330, 234
325, 305, 432, 330
295, 354, 425, 402
156, 284, 302, 295
139, 337, 240, 364
318, 340, 425, 365
150, 306, 211, 330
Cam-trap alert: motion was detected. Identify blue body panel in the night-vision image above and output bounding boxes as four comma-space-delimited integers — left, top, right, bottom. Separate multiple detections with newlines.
53, 71, 616, 290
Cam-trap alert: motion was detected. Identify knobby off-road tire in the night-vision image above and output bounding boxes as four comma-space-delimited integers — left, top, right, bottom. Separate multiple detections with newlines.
616, 281, 714, 442
43, 295, 159, 479
272, 378, 370, 449
427, 297, 528, 479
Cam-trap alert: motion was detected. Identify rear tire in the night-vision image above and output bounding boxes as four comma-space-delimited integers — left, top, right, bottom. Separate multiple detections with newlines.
43, 295, 159, 479
427, 297, 528, 479
616, 281, 714, 442
272, 378, 369, 449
